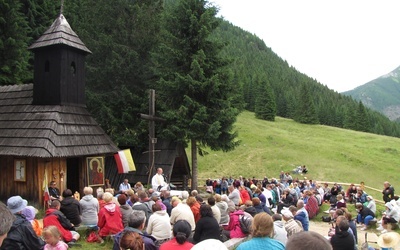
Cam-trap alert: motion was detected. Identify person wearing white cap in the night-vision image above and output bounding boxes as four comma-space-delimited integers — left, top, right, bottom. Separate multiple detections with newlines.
1, 196, 45, 249
377, 202, 400, 233
281, 207, 303, 237
377, 231, 400, 250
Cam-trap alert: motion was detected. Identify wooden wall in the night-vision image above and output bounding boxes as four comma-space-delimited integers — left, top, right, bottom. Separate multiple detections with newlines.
0, 156, 67, 207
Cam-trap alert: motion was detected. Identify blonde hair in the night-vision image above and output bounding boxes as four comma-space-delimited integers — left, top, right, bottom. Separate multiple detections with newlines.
105, 188, 114, 195
103, 192, 113, 203
252, 212, 274, 238
214, 194, 222, 202
83, 186, 93, 195
42, 225, 61, 239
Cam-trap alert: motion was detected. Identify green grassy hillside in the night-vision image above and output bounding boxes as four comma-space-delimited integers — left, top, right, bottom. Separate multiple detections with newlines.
196, 111, 399, 188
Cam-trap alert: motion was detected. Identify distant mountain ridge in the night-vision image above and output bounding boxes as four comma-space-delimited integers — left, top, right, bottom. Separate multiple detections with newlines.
343, 66, 400, 122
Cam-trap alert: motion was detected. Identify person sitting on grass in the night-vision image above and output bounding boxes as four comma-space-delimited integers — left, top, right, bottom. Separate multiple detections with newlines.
304, 190, 319, 219
236, 212, 285, 250
292, 200, 309, 231
377, 202, 400, 234
80, 186, 99, 227
281, 208, 303, 237
98, 192, 124, 238
160, 220, 193, 250
193, 204, 221, 244
119, 231, 144, 250
355, 202, 375, 231
113, 210, 157, 250
43, 200, 80, 246
330, 216, 354, 250
286, 231, 332, 250
2, 196, 45, 249
272, 214, 288, 246
366, 195, 376, 214
22, 205, 42, 237
277, 189, 294, 214
42, 225, 68, 250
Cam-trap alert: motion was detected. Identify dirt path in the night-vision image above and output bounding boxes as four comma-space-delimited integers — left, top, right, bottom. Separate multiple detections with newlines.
309, 221, 382, 249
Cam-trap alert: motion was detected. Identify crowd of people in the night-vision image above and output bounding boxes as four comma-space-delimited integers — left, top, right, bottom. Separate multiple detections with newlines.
0, 167, 399, 250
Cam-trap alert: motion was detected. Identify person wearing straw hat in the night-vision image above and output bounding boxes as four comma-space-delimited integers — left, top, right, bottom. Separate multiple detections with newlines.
377, 232, 400, 250
2, 196, 45, 249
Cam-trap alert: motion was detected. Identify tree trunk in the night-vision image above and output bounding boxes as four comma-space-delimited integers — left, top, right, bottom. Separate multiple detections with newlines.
191, 138, 198, 190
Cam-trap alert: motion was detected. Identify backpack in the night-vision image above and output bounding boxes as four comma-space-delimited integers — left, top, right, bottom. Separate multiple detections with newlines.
239, 214, 253, 235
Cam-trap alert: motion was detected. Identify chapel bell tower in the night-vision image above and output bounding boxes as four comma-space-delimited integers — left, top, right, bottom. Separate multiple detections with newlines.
28, 14, 92, 106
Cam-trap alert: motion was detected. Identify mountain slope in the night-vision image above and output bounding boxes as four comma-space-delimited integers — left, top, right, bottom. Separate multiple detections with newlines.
197, 111, 400, 190
343, 66, 400, 121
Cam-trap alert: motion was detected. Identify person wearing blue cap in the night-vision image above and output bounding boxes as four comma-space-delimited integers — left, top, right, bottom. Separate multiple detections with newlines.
1, 195, 45, 249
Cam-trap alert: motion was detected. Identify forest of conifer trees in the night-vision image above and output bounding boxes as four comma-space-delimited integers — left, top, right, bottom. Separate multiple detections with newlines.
1, 0, 400, 153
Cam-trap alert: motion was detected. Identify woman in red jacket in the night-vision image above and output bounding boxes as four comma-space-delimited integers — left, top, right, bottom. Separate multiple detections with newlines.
98, 192, 124, 238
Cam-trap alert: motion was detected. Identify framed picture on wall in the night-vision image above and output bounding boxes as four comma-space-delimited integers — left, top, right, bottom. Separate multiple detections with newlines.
86, 156, 104, 186
14, 159, 26, 182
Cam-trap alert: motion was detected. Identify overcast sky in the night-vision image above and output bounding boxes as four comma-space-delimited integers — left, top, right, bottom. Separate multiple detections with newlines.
211, 0, 400, 92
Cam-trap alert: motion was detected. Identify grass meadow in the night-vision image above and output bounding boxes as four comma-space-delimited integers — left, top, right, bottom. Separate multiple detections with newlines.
193, 111, 400, 195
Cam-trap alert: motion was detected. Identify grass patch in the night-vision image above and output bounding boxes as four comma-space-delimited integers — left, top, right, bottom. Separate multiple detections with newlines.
193, 111, 400, 193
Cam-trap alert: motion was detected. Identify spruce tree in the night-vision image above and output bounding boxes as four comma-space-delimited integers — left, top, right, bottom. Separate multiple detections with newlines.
153, 0, 240, 189
255, 79, 276, 121
294, 83, 319, 124
0, 0, 31, 85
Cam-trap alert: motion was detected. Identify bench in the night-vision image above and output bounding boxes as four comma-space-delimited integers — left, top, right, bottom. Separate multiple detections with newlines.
223, 237, 249, 250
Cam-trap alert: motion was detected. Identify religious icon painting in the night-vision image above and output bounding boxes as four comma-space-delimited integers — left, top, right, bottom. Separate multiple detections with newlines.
86, 156, 105, 186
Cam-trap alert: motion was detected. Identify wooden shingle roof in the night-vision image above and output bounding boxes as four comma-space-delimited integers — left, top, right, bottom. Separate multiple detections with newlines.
0, 84, 119, 158
28, 14, 91, 54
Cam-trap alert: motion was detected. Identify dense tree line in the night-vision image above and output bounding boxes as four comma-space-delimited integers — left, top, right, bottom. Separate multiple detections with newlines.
212, 21, 400, 137
1, 0, 400, 160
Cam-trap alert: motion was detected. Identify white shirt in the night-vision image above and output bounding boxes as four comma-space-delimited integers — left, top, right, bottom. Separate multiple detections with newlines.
170, 203, 196, 231
119, 182, 131, 192
146, 210, 172, 240
151, 173, 167, 190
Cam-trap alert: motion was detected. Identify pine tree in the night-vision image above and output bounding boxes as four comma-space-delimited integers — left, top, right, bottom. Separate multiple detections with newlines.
0, 0, 31, 85
294, 83, 319, 124
255, 79, 276, 121
153, 0, 240, 189
356, 101, 370, 132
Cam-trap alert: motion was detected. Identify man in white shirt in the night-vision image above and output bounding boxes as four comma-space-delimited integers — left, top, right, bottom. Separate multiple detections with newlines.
170, 198, 195, 231
151, 168, 168, 191
119, 179, 131, 194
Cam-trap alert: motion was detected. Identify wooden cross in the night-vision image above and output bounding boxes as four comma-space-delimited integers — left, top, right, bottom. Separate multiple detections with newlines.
138, 89, 166, 186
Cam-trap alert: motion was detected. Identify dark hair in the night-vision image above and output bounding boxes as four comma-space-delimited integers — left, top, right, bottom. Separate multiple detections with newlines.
207, 197, 216, 206
272, 213, 282, 222
152, 203, 162, 212
62, 189, 72, 197
338, 218, 349, 232
173, 220, 191, 244
119, 231, 144, 250
200, 204, 213, 218
50, 200, 61, 208
118, 194, 127, 205
286, 231, 332, 250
